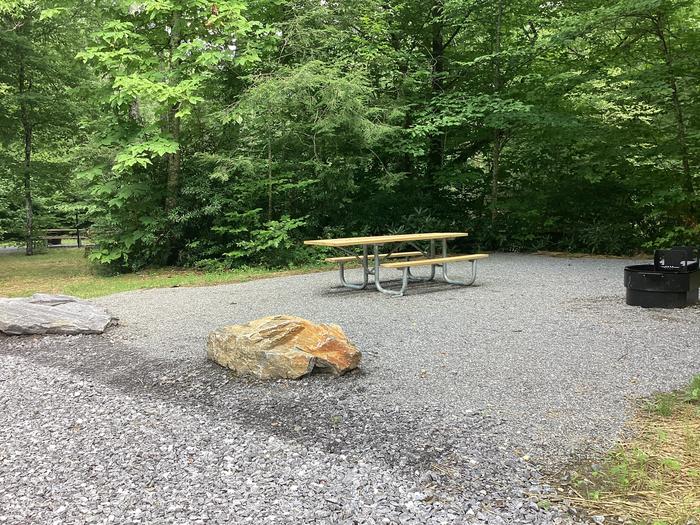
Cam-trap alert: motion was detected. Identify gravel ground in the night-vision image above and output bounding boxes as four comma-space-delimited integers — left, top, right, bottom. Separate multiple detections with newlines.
1, 253, 699, 524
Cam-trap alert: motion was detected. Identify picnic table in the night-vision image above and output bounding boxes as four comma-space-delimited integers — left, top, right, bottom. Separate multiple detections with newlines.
304, 232, 488, 296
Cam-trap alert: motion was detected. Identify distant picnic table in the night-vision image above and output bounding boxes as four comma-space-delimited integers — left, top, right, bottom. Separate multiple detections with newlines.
43, 227, 89, 247
304, 232, 488, 296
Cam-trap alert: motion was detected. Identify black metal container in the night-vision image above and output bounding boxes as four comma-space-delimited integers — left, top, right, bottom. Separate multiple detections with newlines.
624, 247, 700, 308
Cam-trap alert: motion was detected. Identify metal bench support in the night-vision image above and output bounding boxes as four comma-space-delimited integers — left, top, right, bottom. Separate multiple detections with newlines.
338, 245, 369, 289
441, 239, 477, 286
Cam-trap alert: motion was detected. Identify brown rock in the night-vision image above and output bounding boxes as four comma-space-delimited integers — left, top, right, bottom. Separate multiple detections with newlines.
206, 315, 361, 379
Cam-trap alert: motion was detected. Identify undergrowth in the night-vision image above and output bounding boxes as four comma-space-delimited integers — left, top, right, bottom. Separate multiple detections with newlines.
562, 375, 700, 525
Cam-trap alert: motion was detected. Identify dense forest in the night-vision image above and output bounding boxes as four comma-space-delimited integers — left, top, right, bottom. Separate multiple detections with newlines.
0, 0, 698, 269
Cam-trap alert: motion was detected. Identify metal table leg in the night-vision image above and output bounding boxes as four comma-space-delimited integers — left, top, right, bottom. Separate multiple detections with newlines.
373, 244, 408, 296
406, 239, 436, 281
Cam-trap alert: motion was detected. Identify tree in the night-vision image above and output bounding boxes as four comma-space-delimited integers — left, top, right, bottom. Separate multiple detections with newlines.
2, 0, 698, 264
0, 0, 91, 254
540, 0, 700, 248
77, 0, 262, 267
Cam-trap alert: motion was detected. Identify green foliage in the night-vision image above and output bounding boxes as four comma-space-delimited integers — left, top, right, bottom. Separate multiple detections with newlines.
227, 215, 309, 267
75, 0, 262, 269
645, 376, 700, 416
0, 0, 95, 246
647, 393, 678, 417
1, 0, 699, 267
684, 375, 700, 404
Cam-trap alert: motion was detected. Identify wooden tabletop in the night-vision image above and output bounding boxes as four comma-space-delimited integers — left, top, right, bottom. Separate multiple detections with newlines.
304, 232, 468, 247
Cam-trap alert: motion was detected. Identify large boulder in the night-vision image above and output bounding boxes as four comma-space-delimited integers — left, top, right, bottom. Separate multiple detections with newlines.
207, 315, 361, 379
0, 294, 117, 335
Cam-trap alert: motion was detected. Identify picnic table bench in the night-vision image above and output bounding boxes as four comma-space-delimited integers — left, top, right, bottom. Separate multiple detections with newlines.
304, 232, 488, 296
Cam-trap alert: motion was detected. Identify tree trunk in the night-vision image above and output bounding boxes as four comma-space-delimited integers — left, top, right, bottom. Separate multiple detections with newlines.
165, 105, 181, 212
426, 0, 444, 184
653, 14, 693, 197
165, 10, 181, 213
18, 59, 33, 256
267, 133, 273, 221
390, 27, 414, 180
490, 0, 503, 223
491, 131, 502, 223
159, 11, 182, 265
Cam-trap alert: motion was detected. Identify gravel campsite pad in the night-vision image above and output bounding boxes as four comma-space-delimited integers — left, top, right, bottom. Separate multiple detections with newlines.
1, 253, 699, 524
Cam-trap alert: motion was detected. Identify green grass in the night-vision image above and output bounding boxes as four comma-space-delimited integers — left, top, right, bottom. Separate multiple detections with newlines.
565, 375, 700, 525
0, 249, 332, 299
646, 393, 678, 417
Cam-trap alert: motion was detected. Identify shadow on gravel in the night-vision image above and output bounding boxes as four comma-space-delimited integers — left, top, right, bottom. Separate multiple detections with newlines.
0, 332, 540, 497
323, 280, 482, 297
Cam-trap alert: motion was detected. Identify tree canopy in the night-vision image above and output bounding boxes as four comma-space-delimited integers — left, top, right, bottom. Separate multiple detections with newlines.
1, 0, 698, 267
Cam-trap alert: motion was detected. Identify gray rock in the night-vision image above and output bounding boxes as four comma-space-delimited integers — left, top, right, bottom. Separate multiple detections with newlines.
0, 294, 117, 335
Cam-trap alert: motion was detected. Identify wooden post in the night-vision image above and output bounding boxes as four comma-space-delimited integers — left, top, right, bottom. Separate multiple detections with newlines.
75, 214, 81, 248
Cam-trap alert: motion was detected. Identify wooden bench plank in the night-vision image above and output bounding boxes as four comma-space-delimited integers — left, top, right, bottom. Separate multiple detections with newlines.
382, 254, 489, 269
325, 251, 423, 263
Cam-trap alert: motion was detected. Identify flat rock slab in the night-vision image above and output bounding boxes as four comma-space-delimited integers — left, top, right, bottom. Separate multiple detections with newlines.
207, 315, 361, 379
0, 294, 117, 335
